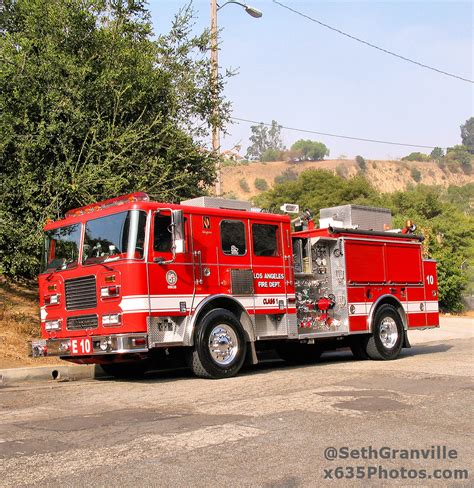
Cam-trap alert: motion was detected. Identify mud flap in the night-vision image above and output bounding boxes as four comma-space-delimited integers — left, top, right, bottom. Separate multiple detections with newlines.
246, 341, 258, 365
403, 331, 411, 349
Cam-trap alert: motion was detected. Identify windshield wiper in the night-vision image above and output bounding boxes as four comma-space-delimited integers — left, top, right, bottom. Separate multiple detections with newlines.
98, 262, 115, 271
45, 265, 65, 281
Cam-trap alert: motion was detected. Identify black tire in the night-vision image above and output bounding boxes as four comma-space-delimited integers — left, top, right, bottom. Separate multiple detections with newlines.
101, 360, 149, 379
276, 342, 323, 364
349, 336, 370, 360
366, 304, 404, 360
188, 308, 247, 379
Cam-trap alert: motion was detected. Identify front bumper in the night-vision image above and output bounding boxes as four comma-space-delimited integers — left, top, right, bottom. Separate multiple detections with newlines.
29, 333, 149, 358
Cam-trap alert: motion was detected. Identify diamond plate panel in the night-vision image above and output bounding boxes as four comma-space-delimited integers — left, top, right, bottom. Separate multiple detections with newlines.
147, 316, 186, 347
231, 269, 254, 295
255, 314, 288, 338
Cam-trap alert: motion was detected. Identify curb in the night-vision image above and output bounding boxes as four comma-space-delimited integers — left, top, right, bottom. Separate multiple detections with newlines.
0, 364, 106, 385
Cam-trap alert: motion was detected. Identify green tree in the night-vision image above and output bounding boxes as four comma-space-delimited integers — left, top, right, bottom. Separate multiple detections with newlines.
401, 152, 431, 162
261, 148, 284, 162
0, 0, 229, 278
245, 120, 285, 160
460, 117, 474, 154
355, 155, 367, 172
256, 174, 473, 312
290, 139, 329, 161
445, 145, 473, 174
430, 147, 444, 160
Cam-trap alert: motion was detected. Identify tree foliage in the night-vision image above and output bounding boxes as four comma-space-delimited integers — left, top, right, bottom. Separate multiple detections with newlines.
355, 155, 367, 172
0, 0, 230, 278
245, 120, 285, 160
460, 117, 474, 154
445, 145, 472, 174
255, 172, 473, 312
430, 147, 444, 160
290, 139, 329, 161
402, 152, 431, 162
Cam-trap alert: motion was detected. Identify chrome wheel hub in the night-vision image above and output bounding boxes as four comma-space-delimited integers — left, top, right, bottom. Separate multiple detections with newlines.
379, 317, 398, 348
208, 325, 239, 366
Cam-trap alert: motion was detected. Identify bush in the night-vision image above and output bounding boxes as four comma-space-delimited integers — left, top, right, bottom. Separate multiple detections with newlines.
274, 168, 298, 185
239, 179, 250, 192
355, 155, 367, 172
336, 164, 349, 178
254, 178, 269, 191
411, 168, 422, 182
261, 148, 284, 162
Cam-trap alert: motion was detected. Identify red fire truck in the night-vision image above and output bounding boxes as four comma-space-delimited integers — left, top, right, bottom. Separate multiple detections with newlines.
30, 193, 439, 379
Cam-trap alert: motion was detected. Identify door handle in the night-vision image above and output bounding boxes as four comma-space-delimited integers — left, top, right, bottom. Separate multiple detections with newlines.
194, 250, 203, 285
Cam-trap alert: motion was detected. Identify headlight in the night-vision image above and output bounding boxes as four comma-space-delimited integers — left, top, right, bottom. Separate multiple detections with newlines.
45, 319, 62, 331
102, 313, 121, 326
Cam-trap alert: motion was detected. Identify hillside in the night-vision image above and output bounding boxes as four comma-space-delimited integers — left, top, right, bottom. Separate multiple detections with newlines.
222, 159, 474, 200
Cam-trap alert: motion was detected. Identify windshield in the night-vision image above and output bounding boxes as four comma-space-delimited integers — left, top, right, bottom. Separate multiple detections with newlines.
82, 210, 147, 265
42, 224, 81, 273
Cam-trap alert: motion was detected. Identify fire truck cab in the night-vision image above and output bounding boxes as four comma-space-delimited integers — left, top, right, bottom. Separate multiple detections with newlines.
30, 193, 439, 379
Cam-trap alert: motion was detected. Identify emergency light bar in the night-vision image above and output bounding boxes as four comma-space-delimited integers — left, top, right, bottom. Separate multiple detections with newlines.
65, 193, 149, 218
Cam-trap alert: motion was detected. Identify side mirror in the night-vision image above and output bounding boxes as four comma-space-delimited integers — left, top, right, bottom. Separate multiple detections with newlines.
171, 209, 185, 254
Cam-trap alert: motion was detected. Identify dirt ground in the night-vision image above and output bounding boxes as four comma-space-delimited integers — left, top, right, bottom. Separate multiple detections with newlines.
0, 279, 63, 369
222, 159, 474, 200
1, 318, 472, 487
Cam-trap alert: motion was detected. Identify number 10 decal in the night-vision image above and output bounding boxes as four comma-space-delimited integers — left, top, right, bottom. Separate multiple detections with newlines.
426, 275, 434, 285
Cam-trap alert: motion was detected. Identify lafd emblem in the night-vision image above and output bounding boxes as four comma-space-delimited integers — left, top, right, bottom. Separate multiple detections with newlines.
166, 270, 178, 286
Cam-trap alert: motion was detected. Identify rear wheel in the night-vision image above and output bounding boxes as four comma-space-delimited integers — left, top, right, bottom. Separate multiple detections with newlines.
188, 308, 247, 379
276, 342, 323, 364
101, 360, 149, 379
366, 304, 404, 360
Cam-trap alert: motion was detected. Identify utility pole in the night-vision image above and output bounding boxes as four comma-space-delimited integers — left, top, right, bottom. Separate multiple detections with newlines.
210, 1, 262, 196
210, 0, 220, 195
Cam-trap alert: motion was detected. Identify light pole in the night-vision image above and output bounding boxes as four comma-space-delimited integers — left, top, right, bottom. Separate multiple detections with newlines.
210, 0, 262, 196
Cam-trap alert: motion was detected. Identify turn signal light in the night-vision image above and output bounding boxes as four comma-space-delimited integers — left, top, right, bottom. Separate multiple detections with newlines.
100, 285, 120, 298
44, 294, 60, 306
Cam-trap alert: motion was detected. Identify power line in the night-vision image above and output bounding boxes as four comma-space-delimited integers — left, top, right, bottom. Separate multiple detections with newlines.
231, 117, 441, 149
273, 0, 473, 84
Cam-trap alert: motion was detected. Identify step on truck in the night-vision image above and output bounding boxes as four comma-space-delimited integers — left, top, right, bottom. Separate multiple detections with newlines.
30, 194, 439, 378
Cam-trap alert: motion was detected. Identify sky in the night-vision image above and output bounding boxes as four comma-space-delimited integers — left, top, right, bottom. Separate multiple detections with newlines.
149, 0, 473, 160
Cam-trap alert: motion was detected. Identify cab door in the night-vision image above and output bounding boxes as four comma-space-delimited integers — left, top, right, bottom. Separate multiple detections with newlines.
148, 211, 195, 318
250, 221, 287, 315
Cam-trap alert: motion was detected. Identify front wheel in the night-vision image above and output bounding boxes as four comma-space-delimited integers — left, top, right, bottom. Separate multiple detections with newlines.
366, 304, 404, 360
188, 308, 247, 379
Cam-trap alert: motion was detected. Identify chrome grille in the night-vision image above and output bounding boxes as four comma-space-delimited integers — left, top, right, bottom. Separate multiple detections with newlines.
67, 314, 98, 330
65, 275, 97, 310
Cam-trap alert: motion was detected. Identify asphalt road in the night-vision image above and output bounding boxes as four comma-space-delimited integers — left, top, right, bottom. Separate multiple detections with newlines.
1, 317, 473, 487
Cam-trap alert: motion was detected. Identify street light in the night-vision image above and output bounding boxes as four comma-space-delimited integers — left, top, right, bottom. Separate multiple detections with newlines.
211, 0, 262, 196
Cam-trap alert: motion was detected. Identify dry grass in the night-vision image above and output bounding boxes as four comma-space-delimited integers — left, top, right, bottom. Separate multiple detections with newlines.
0, 278, 63, 369
222, 159, 474, 201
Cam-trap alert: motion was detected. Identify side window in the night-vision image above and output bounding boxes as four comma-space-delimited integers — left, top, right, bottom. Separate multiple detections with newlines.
253, 224, 280, 257
221, 220, 246, 256
154, 214, 172, 253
